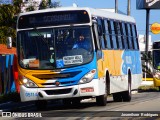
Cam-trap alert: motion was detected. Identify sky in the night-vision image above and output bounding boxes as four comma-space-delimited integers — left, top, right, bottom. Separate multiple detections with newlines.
53, 0, 160, 42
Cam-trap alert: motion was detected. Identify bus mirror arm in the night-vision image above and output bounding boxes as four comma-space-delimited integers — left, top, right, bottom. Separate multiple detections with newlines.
7, 37, 12, 49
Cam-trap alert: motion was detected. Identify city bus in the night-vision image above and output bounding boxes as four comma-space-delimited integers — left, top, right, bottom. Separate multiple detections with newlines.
152, 41, 160, 91
15, 7, 142, 109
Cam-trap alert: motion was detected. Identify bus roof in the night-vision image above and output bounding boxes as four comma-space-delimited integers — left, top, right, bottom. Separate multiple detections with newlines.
18, 7, 136, 24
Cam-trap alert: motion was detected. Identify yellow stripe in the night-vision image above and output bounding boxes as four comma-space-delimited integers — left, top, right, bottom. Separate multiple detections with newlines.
142, 78, 153, 81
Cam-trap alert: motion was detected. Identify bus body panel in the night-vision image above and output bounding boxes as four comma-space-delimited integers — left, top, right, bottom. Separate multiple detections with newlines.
97, 50, 142, 93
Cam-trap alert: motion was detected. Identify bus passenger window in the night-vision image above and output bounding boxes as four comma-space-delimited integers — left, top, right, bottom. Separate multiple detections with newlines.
97, 18, 105, 49
110, 21, 117, 49
115, 22, 123, 49
126, 23, 133, 49
104, 20, 112, 49
121, 23, 129, 49
131, 24, 138, 50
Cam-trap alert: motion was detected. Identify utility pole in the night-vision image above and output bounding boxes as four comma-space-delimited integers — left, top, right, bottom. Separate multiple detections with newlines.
127, 0, 131, 16
115, 0, 118, 13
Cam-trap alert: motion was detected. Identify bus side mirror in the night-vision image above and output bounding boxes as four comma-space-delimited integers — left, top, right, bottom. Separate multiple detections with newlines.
7, 37, 12, 49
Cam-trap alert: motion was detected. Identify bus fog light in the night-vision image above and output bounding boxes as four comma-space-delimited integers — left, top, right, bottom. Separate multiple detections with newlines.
79, 69, 96, 84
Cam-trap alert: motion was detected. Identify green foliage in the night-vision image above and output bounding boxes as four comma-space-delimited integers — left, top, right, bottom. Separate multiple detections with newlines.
0, 4, 16, 45
13, 0, 23, 14
39, 0, 48, 10
39, 0, 61, 9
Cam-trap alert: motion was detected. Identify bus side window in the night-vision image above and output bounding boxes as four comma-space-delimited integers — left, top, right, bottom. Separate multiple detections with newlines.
121, 22, 129, 49
115, 22, 123, 49
97, 18, 105, 49
104, 19, 112, 49
110, 20, 118, 49
126, 23, 133, 49
131, 24, 138, 50
129, 24, 135, 49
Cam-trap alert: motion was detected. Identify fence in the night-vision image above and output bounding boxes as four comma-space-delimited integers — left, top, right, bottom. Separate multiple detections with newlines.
0, 54, 19, 95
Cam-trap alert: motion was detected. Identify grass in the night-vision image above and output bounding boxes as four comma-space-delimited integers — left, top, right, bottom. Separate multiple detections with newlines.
138, 85, 159, 92
0, 92, 20, 104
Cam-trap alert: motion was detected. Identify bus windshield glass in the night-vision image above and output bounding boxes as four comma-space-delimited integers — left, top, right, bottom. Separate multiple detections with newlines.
17, 26, 93, 70
153, 50, 160, 70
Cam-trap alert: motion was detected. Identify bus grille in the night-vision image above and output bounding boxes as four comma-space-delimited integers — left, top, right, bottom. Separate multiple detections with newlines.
44, 88, 72, 95
41, 81, 75, 86
32, 71, 81, 80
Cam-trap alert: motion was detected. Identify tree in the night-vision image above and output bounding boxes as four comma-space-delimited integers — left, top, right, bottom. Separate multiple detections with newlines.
0, 4, 16, 45
13, 0, 23, 14
39, 0, 48, 10
25, 1, 38, 12
39, 0, 61, 10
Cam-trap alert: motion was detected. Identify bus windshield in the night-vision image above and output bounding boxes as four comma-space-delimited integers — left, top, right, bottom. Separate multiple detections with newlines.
153, 50, 160, 70
17, 26, 93, 70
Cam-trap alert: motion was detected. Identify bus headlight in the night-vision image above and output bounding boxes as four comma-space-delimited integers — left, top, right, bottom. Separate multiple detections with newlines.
22, 77, 38, 88
79, 69, 96, 84
154, 73, 160, 79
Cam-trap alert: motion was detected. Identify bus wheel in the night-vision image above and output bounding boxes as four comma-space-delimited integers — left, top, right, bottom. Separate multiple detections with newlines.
113, 92, 122, 102
96, 94, 107, 106
122, 75, 131, 102
35, 100, 47, 110
96, 86, 107, 106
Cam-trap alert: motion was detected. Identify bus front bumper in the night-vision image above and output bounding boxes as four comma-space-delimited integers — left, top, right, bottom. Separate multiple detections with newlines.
20, 78, 105, 102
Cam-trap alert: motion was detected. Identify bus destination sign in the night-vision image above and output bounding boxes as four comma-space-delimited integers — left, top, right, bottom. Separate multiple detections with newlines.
18, 10, 90, 29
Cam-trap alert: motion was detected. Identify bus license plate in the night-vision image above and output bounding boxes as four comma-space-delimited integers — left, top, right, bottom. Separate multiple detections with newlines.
81, 87, 94, 93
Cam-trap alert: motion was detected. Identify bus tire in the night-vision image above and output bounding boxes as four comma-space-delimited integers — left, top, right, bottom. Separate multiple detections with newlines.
96, 94, 107, 106
113, 92, 122, 102
35, 100, 47, 110
96, 84, 107, 106
122, 74, 131, 102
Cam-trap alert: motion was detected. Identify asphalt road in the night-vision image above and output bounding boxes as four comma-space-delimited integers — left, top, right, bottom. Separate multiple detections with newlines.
1, 91, 160, 119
